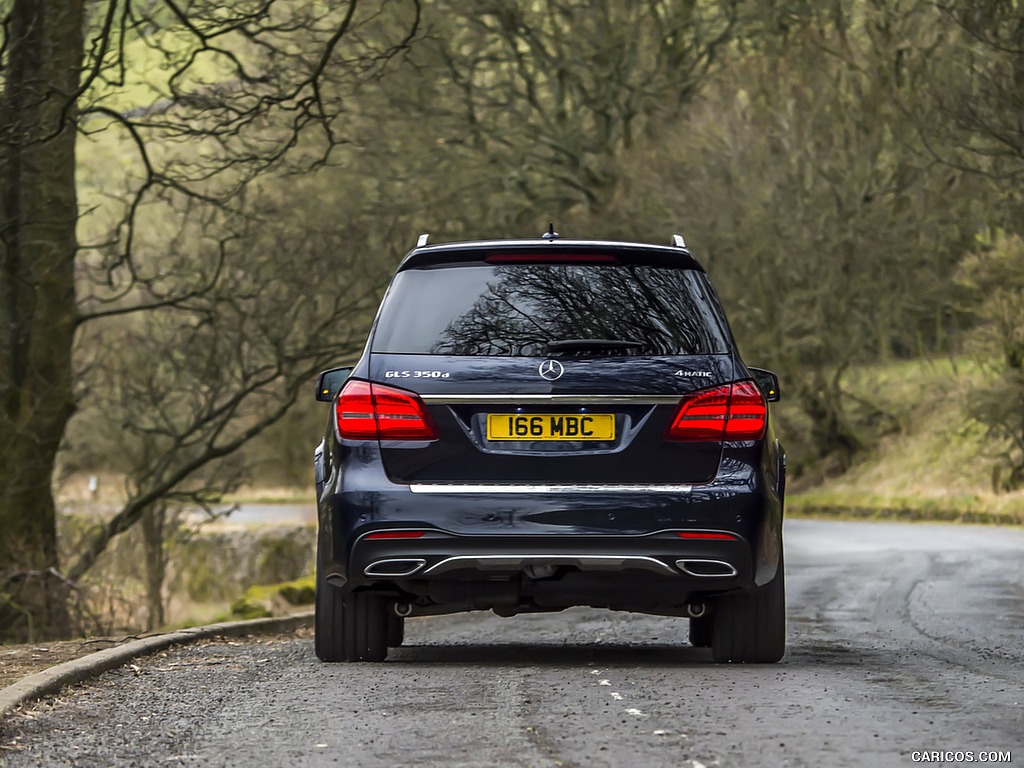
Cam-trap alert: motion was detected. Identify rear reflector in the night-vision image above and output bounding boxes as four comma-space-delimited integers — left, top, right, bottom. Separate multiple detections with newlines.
676, 531, 738, 540
365, 531, 427, 540
336, 380, 438, 441
665, 381, 766, 441
485, 254, 619, 264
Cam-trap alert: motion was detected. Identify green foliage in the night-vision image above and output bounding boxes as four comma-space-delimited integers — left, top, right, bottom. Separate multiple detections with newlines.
956, 230, 1024, 369
918, 0, 1024, 205
955, 230, 1024, 489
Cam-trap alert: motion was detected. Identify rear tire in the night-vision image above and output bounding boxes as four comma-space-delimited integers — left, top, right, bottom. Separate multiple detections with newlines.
314, 564, 345, 662
387, 612, 405, 648
710, 550, 786, 663
315, 540, 389, 662
339, 590, 389, 662
689, 615, 712, 648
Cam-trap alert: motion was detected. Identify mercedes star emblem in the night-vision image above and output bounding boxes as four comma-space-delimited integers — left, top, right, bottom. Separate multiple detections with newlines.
538, 359, 564, 381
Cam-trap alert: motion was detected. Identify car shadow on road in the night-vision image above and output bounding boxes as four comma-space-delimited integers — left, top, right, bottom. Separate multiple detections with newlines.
388, 642, 714, 666
378, 639, 876, 668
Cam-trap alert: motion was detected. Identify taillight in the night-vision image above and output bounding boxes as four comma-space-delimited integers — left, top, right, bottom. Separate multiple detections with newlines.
665, 381, 766, 441
335, 380, 438, 440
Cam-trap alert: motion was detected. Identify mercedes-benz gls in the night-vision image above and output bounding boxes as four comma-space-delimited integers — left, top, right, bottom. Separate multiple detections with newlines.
312, 231, 786, 663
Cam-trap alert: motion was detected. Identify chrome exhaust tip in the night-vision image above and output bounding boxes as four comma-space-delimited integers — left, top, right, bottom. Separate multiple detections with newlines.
363, 559, 427, 578
394, 602, 414, 618
686, 602, 707, 618
675, 559, 738, 578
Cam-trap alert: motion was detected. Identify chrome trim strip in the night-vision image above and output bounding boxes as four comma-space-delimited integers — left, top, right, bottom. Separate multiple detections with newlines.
675, 559, 739, 578
419, 394, 681, 405
409, 483, 693, 494
423, 554, 676, 576
364, 559, 427, 578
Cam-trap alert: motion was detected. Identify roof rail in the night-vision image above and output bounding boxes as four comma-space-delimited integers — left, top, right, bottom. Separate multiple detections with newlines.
416, 233, 429, 247
671, 233, 686, 248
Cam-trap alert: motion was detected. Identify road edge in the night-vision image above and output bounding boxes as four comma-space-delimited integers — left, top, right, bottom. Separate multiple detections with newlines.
787, 505, 1024, 527
0, 611, 313, 718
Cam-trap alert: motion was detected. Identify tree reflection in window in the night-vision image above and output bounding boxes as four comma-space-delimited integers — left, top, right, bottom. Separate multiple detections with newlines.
429, 265, 729, 356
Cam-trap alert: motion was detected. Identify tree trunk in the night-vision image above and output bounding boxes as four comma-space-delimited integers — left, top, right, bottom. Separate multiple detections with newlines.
141, 504, 167, 631
0, 0, 83, 641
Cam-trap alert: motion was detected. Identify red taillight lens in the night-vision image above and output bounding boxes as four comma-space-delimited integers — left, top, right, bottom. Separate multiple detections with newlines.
665, 381, 766, 441
335, 380, 378, 439
666, 384, 731, 440
724, 380, 768, 440
335, 381, 438, 441
372, 384, 439, 439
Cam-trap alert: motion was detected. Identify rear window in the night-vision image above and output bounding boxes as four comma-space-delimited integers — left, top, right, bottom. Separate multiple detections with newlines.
371, 264, 732, 357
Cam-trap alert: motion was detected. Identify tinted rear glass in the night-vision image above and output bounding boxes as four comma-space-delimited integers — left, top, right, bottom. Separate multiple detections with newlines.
371, 264, 731, 356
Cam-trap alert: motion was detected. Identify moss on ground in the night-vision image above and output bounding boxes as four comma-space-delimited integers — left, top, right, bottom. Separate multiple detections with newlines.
230, 575, 316, 620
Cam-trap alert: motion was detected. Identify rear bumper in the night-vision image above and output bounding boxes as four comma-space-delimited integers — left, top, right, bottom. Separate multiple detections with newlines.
341, 531, 752, 613
317, 442, 783, 605
350, 530, 750, 582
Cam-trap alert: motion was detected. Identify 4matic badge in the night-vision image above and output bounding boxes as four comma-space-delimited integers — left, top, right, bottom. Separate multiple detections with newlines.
675, 370, 713, 378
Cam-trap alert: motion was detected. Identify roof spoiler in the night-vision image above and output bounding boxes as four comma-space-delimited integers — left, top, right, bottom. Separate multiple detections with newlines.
418, 232, 686, 249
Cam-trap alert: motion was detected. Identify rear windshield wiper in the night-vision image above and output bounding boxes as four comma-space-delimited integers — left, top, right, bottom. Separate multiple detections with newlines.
545, 338, 645, 353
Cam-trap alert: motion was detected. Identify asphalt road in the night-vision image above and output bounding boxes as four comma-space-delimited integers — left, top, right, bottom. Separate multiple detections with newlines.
1, 519, 1022, 768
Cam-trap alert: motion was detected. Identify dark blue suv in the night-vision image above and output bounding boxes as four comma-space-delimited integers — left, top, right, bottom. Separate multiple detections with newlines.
313, 232, 786, 663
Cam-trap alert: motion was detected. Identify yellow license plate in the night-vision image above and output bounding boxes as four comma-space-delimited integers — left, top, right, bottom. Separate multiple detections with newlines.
486, 413, 615, 441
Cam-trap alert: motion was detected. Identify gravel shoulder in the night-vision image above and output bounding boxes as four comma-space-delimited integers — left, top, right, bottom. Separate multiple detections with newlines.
1, 637, 133, 690
0, 614, 313, 717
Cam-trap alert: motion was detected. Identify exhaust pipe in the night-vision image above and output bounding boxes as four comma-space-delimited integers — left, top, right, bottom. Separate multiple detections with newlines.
363, 558, 426, 578
686, 602, 706, 618
394, 602, 414, 618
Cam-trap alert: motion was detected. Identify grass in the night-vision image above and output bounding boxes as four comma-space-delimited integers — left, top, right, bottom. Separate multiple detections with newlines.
787, 355, 1024, 526
788, 490, 1024, 526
